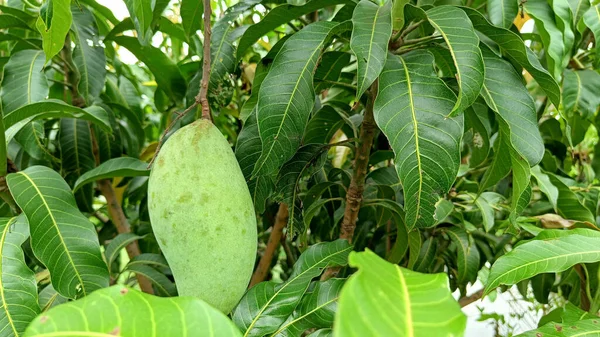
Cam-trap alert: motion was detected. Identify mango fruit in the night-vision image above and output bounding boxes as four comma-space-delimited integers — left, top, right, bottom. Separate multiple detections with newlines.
148, 119, 257, 313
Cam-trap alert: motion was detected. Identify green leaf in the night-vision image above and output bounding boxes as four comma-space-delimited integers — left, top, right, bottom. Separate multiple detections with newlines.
583, 4, 600, 67
474, 192, 503, 232
351, 0, 392, 98
0, 14, 32, 30
425, 5, 484, 115
373, 51, 463, 228
123, 0, 153, 43
181, 0, 203, 40
209, 20, 247, 99
485, 231, 600, 294
123, 263, 177, 297
235, 110, 274, 214
308, 330, 332, 337
314, 52, 351, 92
461, 7, 561, 108
233, 240, 352, 337
251, 21, 342, 177
531, 165, 559, 211
479, 46, 544, 166
104, 233, 144, 273
38, 284, 68, 311
303, 105, 346, 144
488, 0, 519, 28
0, 216, 40, 336
236, 0, 351, 58
552, 0, 575, 67
517, 319, 600, 337
6, 166, 109, 299
392, 0, 410, 30
562, 69, 600, 120
14, 121, 56, 161
23, 285, 242, 337
71, 4, 106, 105
569, 0, 590, 26
524, 0, 568, 79
334, 250, 466, 337
446, 227, 479, 284
548, 173, 596, 224
74, 157, 150, 192
59, 118, 95, 212
36, 0, 72, 63
464, 98, 491, 167
272, 279, 344, 337
0, 50, 48, 113
111, 36, 187, 101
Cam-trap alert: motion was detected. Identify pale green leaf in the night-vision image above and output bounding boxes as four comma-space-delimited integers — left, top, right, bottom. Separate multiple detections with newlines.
36, 0, 72, 63
531, 165, 559, 211
23, 285, 242, 336
334, 250, 466, 337
569, 0, 590, 25
74, 157, 150, 192
6, 166, 109, 299
351, 0, 392, 98
517, 319, 600, 337
373, 50, 463, 228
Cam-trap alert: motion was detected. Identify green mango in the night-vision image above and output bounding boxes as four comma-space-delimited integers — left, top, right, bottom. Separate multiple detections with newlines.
148, 119, 257, 313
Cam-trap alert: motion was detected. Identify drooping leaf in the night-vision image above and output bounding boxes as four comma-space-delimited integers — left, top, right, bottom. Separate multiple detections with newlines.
232, 240, 352, 337
351, 0, 392, 98
0, 216, 39, 336
70, 4, 106, 105
373, 50, 463, 229
524, 0, 568, 79
104, 233, 144, 273
236, 0, 351, 58
74, 157, 150, 192
273, 279, 344, 337
488, 0, 519, 28
562, 69, 600, 120
6, 166, 109, 299
583, 4, 600, 67
23, 285, 242, 337
446, 227, 479, 285
461, 7, 561, 108
552, 0, 575, 67
181, 0, 203, 41
0, 50, 48, 114
123, 0, 153, 43
111, 36, 187, 101
251, 21, 342, 177
36, 0, 72, 63
59, 118, 95, 212
485, 230, 600, 294
517, 319, 600, 337
334, 250, 466, 337
531, 273, 555, 304
425, 5, 484, 115
548, 173, 596, 224
123, 263, 177, 297
14, 121, 55, 161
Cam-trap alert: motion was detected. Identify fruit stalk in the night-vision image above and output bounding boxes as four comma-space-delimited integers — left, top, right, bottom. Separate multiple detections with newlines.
196, 0, 213, 121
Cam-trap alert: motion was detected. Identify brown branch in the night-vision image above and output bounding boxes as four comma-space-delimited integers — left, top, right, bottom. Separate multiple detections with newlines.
196, 0, 212, 121
97, 179, 154, 294
249, 203, 289, 288
321, 81, 379, 280
459, 288, 484, 307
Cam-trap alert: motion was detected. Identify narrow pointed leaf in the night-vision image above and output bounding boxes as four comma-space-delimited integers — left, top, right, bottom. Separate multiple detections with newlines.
351, 0, 392, 98
74, 157, 150, 192
446, 227, 479, 284
425, 6, 484, 115
123, 0, 152, 43
461, 7, 561, 108
6, 166, 109, 299
71, 5, 106, 105
488, 0, 519, 28
236, 0, 351, 58
251, 21, 341, 177
36, 0, 72, 63
334, 250, 466, 337
181, 0, 203, 40
210, 20, 248, 98
374, 51, 463, 228
485, 231, 600, 294
23, 285, 242, 337
232, 240, 352, 337
314, 52, 351, 92
0, 50, 48, 113
0, 216, 39, 336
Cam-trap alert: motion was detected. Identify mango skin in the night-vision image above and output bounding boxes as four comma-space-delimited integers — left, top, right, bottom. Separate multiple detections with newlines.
148, 120, 257, 313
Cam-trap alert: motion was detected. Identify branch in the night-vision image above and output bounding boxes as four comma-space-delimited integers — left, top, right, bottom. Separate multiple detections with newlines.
249, 203, 289, 287
459, 288, 484, 307
97, 179, 154, 295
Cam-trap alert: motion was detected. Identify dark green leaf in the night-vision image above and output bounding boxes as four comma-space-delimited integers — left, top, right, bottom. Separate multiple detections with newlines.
6, 166, 109, 299
74, 157, 150, 192
562, 69, 600, 120
548, 173, 595, 224
488, 0, 518, 28
105, 233, 144, 273
123, 0, 153, 43
123, 263, 177, 297
181, 0, 203, 40
38, 284, 68, 311
583, 4, 600, 67
14, 121, 55, 161
0, 50, 48, 113
392, 0, 410, 30
374, 51, 463, 228
303, 105, 345, 144
314, 52, 351, 92
446, 227, 479, 284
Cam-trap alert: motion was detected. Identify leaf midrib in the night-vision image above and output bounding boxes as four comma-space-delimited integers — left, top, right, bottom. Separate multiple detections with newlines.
270, 296, 338, 336
358, 3, 383, 95
18, 172, 87, 297
0, 217, 20, 337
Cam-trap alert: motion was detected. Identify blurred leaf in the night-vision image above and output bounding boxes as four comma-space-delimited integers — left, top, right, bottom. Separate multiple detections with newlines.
334, 250, 466, 337
517, 319, 600, 336
426, 5, 484, 115
531, 165, 559, 211
464, 98, 491, 167
562, 69, 600, 120
392, 0, 410, 30
351, 0, 392, 98
36, 0, 72, 63
446, 227, 479, 285
488, 0, 518, 28
314, 51, 351, 92
303, 105, 345, 144
123, 0, 153, 43
38, 284, 68, 311
14, 121, 55, 161
23, 285, 242, 336
485, 230, 600, 294
74, 157, 149, 192
123, 263, 176, 297
548, 173, 595, 224
583, 4, 600, 67
0, 216, 39, 336
374, 50, 463, 228
233, 240, 352, 337
181, 0, 203, 40
0, 50, 48, 113
6, 166, 109, 299
532, 273, 555, 304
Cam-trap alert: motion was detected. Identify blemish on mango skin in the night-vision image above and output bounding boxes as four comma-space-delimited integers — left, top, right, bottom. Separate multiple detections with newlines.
177, 192, 192, 203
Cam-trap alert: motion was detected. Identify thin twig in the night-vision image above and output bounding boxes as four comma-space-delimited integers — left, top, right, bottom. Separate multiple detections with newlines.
249, 204, 289, 287
459, 288, 484, 307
